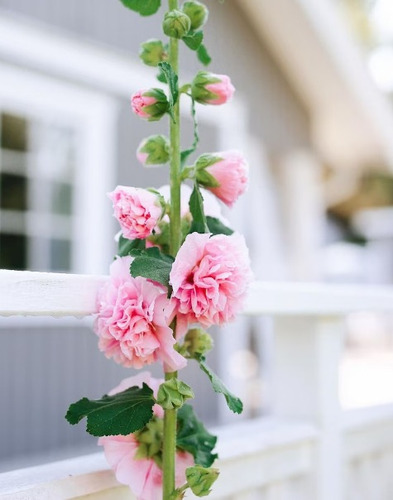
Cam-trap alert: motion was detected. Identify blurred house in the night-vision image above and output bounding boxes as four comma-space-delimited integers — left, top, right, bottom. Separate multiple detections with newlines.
1, 0, 393, 470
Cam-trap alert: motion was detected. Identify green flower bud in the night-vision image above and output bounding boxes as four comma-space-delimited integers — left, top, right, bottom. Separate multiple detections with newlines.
139, 39, 167, 67
137, 135, 170, 166
186, 465, 220, 497
134, 417, 164, 466
163, 9, 191, 39
184, 328, 214, 358
157, 379, 194, 410
182, 1, 208, 30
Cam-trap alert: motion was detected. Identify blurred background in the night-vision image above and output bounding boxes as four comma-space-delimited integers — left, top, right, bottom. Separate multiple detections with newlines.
1, 0, 393, 472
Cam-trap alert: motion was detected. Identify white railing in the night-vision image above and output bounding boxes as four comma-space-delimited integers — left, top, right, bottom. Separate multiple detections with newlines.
1, 269, 393, 500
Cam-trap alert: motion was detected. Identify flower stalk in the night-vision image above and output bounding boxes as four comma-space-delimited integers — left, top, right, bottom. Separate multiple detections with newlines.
165, 0, 182, 497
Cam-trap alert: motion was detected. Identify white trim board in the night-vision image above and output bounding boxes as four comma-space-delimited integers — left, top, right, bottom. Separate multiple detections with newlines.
2, 270, 393, 317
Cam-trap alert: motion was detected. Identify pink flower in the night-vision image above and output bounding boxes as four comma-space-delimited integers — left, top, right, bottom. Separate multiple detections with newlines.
109, 186, 162, 240
191, 71, 235, 106
98, 434, 193, 500
131, 88, 169, 121
170, 232, 252, 327
198, 150, 249, 207
108, 372, 164, 418
94, 256, 186, 371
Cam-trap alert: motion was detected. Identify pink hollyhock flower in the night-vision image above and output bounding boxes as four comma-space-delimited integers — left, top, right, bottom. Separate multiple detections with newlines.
98, 434, 193, 500
108, 186, 162, 240
131, 88, 169, 121
170, 232, 252, 327
197, 150, 249, 207
94, 256, 186, 371
191, 71, 235, 105
108, 372, 164, 418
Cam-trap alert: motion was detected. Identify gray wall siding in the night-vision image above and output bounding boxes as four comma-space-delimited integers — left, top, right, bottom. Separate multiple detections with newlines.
0, 0, 310, 155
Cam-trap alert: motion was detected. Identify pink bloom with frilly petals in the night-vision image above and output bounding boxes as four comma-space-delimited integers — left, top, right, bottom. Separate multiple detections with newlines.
205, 74, 235, 105
206, 150, 249, 207
108, 372, 164, 418
98, 434, 193, 500
109, 186, 162, 240
170, 232, 252, 328
131, 90, 157, 119
94, 256, 186, 372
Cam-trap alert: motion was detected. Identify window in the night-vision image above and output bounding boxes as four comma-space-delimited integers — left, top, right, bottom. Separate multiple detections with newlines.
0, 64, 118, 274
0, 113, 75, 271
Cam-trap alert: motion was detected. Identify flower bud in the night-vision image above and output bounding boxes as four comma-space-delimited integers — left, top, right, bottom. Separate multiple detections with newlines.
163, 9, 191, 39
131, 88, 169, 121
157, 379, 194, 410
137, 135, 170, 166
191, 71, 235, 105
134, 417, 164, 466
195, 150, 248, 207
186, 465, 220, 497
139, 39, 167, 67
184, 328, 213, 358
182, 1, 208, 30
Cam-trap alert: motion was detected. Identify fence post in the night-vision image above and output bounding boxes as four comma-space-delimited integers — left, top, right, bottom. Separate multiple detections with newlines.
272, 316, 345, 500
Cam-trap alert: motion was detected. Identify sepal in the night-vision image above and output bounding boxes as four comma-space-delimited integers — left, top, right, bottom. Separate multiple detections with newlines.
186, 465, 219, 497
163, 9, 191, 39
157, 379, 194, 410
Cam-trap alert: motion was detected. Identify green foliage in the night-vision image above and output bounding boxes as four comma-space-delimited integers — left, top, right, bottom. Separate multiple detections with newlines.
117, 235, 146, 257
130, 246, 174, 287
119, 0, 161, 16
65, 384, 155, 437
189, 183, 209, 234
196, 168, 220, 188
197, 44, 212, 65
183, 31, 204, 51
158, 62, 179, 122
206, 216, 234, 236
177, 404, 218, 467
197, 359, 243, 414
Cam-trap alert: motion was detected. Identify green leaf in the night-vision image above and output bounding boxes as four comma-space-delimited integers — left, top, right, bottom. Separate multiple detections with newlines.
197, 359, 243, 414
65, 384, 155, 437
206, 216, 234, 236
183, 31, 204, 51
189, 183, 209, 234
158, 62, 178, 122
130, 247, 174, 287
177, 404, 218, 467
197, 44, 212, 66
118, 235, 146, 257
181, 97, 199, 168
119, 0, 161, 16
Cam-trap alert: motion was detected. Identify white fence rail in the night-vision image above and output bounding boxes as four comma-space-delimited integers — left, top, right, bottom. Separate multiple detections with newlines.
1, 269, 393, 499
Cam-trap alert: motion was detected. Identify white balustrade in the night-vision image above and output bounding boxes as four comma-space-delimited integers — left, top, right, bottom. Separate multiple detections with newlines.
1, 269, 393, 499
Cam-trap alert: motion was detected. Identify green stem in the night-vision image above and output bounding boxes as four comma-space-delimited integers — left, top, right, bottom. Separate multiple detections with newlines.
164, 1, 181, 499
163, 371, 177, 499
